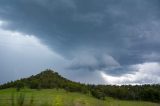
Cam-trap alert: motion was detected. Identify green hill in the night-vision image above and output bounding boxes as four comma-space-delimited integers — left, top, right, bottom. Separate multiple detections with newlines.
0, 69, 88, 94
0, 69, 160, 103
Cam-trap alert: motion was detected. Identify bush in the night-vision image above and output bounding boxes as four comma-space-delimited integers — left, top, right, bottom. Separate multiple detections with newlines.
30, 94, 34, 106
11, 92, 15, 106
17, 93, 25, 106
91, 89, 105, 100
16, 81, 24, 92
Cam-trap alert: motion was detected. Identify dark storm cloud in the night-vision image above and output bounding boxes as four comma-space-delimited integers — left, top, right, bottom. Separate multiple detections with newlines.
0, 0, 160, 84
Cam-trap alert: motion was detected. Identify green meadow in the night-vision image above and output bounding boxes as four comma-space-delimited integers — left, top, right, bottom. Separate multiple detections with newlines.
0, 88, 159, 106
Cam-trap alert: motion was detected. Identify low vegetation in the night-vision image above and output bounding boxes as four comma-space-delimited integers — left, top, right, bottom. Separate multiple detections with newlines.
0, 88, 159, 106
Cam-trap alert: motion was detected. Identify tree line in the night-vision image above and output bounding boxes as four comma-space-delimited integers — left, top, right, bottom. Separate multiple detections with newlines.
0, 69, 160, 102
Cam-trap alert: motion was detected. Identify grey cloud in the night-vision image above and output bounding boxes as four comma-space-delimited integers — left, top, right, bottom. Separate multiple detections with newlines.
66, 51, 137, 76
73, 13, 105, 25
0, 0, 160, 84
67, 53, 120, 71
64, 69, 106, 84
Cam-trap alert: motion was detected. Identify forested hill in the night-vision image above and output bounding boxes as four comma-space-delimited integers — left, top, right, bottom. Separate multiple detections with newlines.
0, 69, 160, 102
0, 69, 88, 93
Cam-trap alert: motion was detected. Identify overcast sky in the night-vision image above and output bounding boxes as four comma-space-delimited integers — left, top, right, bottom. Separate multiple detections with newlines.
0, 0, 160, 85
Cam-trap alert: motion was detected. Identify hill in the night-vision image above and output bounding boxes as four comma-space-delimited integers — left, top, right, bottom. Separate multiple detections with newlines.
0, 69, 88, 93
0, 69, 160, 103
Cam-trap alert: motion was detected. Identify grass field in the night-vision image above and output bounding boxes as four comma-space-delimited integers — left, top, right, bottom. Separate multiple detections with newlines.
0, 88, 159, 106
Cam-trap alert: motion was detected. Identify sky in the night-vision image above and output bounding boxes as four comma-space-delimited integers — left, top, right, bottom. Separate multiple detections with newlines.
0, 0, 160, 85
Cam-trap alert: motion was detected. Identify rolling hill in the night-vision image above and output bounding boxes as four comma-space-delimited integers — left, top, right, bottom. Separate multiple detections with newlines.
0, 69, 160, 103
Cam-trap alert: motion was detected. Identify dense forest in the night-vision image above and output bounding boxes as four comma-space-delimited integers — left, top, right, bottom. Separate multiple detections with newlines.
0, 69, 160, 102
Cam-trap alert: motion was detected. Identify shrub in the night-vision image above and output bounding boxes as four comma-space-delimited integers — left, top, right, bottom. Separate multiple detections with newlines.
91, 90, 105, 100
11, 92, 15, 106
30, 94, 34, 106
17, 93, 25, 106
16, 81, 24, 92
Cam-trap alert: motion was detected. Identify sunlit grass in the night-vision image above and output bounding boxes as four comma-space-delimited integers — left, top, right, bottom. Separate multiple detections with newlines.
0, 88, 159, 106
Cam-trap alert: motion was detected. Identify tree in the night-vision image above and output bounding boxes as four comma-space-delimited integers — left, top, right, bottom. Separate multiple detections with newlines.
16, 81, 24, 92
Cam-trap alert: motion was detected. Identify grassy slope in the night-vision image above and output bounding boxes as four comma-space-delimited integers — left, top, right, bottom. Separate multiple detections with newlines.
0, 88, 159, 106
